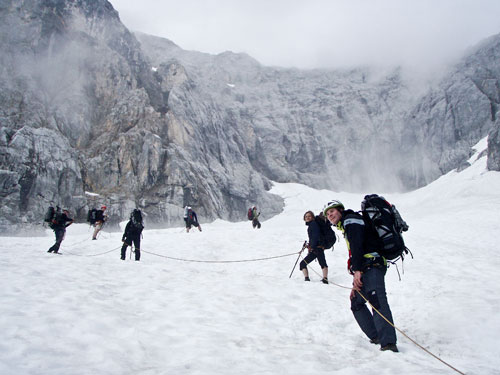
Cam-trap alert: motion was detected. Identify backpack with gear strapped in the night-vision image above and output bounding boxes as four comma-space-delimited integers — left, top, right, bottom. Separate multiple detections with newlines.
87, 208, 98, 225
361, 194, 410, 261
315, 215, 336, 249
247, 208, 253, 221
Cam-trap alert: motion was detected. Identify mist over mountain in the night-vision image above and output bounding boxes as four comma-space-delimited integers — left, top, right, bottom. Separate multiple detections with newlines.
0, 0, 499, 233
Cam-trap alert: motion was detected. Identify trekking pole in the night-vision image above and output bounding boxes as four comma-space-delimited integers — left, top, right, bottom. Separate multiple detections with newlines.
289, 241, 308, 278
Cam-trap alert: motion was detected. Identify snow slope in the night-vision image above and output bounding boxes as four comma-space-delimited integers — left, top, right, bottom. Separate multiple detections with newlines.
1, 142, 499, 375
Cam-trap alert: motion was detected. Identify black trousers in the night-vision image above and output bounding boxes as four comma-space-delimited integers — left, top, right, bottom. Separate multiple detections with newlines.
299, 249, 328, 270
121, 235, 141, 260
48, 228, 65, 253
252, 218, 261, 229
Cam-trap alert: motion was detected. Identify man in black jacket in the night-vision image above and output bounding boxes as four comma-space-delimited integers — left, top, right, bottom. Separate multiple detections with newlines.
121, 209, 144, 261
324, 200, 398, 353
47, 209, 73, 254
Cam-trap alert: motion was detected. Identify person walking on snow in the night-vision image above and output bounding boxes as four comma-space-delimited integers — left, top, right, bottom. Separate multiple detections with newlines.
300, 211, 329, 283
47, 208, 73, 254
323, 200, 398, 352
251, 206, 261, 229
92, 205, 107, 240
185, 207, 202, 233
121, 209, 144, 261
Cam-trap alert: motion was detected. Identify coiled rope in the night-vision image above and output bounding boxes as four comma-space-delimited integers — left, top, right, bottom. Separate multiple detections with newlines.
300, 254, 466, 375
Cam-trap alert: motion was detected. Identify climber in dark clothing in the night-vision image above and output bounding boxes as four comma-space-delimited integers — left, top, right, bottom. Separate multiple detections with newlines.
47, 209, 73, 254
251, 206, 261, 229
121, 209, 144, 261
300, 211, 329, 283
324, 200, 398, 353
92, 205, 107, 240
185, 207, 202, 233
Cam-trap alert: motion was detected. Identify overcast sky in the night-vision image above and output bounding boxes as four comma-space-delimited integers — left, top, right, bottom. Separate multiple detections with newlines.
111, 0, 500, 73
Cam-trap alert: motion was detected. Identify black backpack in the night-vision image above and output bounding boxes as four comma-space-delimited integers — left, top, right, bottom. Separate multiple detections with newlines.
315, 215, 336, 250
361, 194, 410, 261
44, 206, 55, 223
87, 209, 97, 225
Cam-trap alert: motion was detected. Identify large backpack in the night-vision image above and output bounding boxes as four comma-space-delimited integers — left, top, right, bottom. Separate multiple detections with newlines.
45, 206, 64, 229
315, 215, 336, 249
247, 208, 253, 221
361, 194, 410, 261
87, 208, 97, 225
44, 206, 55, 223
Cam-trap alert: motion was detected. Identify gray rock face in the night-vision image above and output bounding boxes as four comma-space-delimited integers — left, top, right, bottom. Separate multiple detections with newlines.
137, 32, 417, 193
487, 118, 500, 171
137, 30, 500, 190
0, 0, 499, 232
0, 0, 283, 232
400, 34, 500, 185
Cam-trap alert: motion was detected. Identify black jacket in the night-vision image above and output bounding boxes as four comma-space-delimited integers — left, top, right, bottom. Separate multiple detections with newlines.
187, 210, 198, 224
306, 220, 322, 252
122, 220, 144, 240
51, 213, 73, 230
338, 209, 380, 272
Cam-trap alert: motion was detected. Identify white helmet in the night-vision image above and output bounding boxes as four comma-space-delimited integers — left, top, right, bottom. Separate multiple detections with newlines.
323, 200, 344, 216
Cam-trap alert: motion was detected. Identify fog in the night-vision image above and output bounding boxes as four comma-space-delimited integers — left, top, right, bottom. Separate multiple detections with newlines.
111, 0, 500, 76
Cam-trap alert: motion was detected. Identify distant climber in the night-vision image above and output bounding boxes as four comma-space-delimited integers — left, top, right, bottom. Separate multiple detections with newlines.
248, 206, 261, 229
91, 205, 107, 240
47, 207, 73, 254
184, 206, 202, 233
121, 209, 144, 261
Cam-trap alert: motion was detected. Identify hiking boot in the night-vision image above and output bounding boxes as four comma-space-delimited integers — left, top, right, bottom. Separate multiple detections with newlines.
321, 278, 329, 284
370, 338, 380, 345
47, 249, 53, 253
304, 277, 310, 281
92, 238, 97, 240
380, 344, 399, 352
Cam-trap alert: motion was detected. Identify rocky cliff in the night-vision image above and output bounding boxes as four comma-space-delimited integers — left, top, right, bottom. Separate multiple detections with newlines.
0, 0, 499, 233
399, 34, 500, 186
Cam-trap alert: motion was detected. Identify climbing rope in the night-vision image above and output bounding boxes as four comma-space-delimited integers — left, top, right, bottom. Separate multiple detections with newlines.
59, 242, 298, 263
299, 254, 466, 375
60, 236, 92, 248
141, 249, 298, 263
49, 238, 465, 374
62, 246, 121, 257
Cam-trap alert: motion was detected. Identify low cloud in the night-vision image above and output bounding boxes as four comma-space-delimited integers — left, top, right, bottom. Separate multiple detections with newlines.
111, 0, 500, 74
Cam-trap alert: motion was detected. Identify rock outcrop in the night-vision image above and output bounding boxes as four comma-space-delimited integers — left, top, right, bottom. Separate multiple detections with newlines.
0, 0, 499, 233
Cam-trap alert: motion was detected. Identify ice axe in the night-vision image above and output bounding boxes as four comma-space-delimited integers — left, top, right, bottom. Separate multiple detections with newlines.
289, 241, 308, 278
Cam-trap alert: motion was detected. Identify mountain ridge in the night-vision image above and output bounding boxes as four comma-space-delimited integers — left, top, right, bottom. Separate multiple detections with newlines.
0, 0, 499, 233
